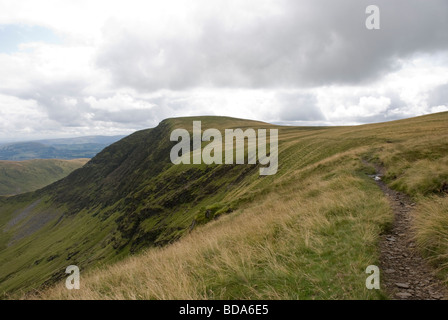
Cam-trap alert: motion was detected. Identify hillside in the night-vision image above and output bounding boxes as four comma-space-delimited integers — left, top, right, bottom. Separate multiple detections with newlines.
0, 113, 447, 299
0, 136, 125, 161
0, 159, 89, 196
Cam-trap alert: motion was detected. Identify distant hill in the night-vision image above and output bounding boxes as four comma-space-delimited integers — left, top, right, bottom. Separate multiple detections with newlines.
0, 136, 125, 161
0, 159, 89, 196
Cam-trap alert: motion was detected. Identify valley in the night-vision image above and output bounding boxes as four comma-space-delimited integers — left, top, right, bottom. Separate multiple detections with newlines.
0, 159, 89, 196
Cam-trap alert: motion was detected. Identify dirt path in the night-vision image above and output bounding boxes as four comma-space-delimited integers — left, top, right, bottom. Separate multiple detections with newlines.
369, 164, 448, 300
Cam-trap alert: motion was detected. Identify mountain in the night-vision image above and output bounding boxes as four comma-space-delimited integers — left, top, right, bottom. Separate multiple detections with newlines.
0, 136, 125, 161
0, 113, 447, 299
0, 116, 270, 295
0, 159, 89, 196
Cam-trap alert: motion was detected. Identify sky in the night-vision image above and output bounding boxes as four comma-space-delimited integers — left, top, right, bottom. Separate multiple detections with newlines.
0, 0, 447, 142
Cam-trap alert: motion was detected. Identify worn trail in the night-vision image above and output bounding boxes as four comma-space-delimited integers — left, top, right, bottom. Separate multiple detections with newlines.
370, 165, 448, 300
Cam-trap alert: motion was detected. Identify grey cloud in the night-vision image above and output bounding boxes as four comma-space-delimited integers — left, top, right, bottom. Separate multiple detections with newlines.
96, 0, 448, 91
21, 91, 91, 127
335, 91, 417, 124
2, 0, 448, 141
276, 92, 325, 121
429, 83, 448, 107
10, 83, 161, 129
92, 108, 159, 125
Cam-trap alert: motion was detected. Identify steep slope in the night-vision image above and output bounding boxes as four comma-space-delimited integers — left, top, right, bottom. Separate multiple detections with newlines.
0, 116, 273, 296
0, 159, 89, 196
1, 113, 448, 299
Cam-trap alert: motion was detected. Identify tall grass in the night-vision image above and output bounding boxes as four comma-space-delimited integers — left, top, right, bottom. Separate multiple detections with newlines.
413, 197, 448, 282
37, 155, 392, 300
10, 111, 448, 299
367, 114, 448, 283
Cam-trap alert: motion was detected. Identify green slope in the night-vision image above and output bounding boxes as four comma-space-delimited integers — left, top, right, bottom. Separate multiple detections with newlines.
0, 159, 89, 196
0, 113, 447, 299
0, 117, 275, 296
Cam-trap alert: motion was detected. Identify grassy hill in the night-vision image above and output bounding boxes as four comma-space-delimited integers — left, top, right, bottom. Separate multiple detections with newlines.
0, 159, 89, 196
0, 113, 447, 299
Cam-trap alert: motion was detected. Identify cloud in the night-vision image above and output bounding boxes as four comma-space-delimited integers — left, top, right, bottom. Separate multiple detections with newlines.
429, 83, 448, 108
96, 0, 448, 90
275, 92, 325, 121
0, 0, 448, 140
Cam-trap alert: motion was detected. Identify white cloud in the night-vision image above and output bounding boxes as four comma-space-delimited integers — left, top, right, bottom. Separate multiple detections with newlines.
338, 96, 391, 118
85, 93, 155, 112
0, 93, 50, 140
431, 105, 448, 113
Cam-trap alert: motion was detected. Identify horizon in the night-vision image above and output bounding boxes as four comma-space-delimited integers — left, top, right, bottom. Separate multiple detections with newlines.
1, 110, 447, 144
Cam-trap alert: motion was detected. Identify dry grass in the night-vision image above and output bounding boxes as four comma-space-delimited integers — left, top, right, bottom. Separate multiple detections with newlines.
37, 154, 392, 300
413, 196, 448, 281
18, 112, 448, 299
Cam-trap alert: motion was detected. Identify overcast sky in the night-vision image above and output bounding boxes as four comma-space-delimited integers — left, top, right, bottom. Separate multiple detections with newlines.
0, 0, 447, 142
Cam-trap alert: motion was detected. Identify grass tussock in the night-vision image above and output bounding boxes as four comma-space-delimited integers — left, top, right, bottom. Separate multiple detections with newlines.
413, 196, 448, 281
